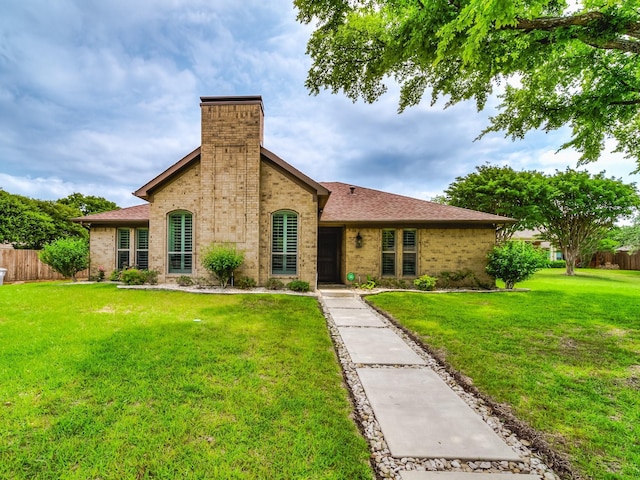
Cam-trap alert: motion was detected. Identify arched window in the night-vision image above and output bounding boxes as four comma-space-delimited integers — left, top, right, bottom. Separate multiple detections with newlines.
272, 211, 298, 275
168, 211, 193, 273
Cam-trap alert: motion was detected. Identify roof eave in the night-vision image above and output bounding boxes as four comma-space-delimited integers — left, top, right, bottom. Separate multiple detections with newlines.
260, 147, 330, 206
134, 146, 201, 200
319, 218, 516, 225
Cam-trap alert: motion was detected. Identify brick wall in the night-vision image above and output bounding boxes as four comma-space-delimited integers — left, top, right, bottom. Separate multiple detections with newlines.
342, 226, 495, 286
344, 227, 381, 282
259, 161, 319, 287
142, 97, 320, 287
148, 162, 201, 283
89, 227, 116, 277
419, 227, 495, 284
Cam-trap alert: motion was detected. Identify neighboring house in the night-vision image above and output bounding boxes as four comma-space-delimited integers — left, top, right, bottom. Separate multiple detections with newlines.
511, 229, 563, 261
75, 96, 513, 288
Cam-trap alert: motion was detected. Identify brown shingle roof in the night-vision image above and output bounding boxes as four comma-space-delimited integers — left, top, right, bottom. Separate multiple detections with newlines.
73, 204, 150, 224
319, 182, 514, 224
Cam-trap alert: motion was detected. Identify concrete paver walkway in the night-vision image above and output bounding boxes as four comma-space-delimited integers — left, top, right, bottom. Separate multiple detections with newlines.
319, 289, 540, 480
357, 367, 521, 461
338, 327, 427, 365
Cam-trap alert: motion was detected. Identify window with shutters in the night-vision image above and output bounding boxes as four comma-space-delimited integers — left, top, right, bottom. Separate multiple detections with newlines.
117, 228, 130, 269
136, 228, 149, 270
382, 229, 396, 276
168, 211, 193, 274
272, 211, 298, 275
402, 229, 417, 276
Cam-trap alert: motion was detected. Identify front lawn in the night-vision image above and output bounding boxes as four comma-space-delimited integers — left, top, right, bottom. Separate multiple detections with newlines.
368, 269, 640, 480
0, 283, 372, 479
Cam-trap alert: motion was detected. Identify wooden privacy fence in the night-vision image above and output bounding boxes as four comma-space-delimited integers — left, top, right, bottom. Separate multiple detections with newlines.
593, 251, 640, 271
0, 249, 88, 283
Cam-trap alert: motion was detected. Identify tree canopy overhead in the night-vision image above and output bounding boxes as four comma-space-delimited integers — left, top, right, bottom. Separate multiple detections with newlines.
295, 0, 640, 166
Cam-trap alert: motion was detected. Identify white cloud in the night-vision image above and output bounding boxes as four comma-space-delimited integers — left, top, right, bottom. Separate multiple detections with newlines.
1, 0, 637, 213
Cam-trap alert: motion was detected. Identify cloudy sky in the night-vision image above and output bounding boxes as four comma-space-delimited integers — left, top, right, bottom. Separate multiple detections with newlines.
2, 0, 639, 208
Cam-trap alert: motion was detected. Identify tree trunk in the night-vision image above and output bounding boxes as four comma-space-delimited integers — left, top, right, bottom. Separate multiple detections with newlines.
564, 248, 577, 276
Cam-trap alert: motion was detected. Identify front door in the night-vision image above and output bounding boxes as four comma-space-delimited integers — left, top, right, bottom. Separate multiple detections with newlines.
318, 227, 342, 283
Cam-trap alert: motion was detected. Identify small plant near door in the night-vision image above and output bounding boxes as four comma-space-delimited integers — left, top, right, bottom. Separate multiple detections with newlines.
201, 243, 245, 288
354, 276, 377, 290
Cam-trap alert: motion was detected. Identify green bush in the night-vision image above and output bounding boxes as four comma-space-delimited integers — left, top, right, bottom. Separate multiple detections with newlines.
177, 275, 194, 287
38, 237, 89, 282
413, 274, 437, 291
265, 278, 285, 290
200, 243, 244, 289
486, 241, 549, 289
143, 270, 158, 285
287, 280, 310, 292
549, 260, 566, 268
120, 268, 147, 285
235, 276, 257, 289
436, 269, 479, 289
109, 269, 121, 282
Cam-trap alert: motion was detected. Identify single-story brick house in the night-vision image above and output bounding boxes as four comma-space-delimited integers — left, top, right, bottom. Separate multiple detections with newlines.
75, 96, 513, 288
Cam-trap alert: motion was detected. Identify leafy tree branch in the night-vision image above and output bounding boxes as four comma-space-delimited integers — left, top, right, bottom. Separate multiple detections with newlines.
295, 0, 640, 166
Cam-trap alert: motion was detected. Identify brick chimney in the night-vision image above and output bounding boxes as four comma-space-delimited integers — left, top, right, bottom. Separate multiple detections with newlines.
198, 96, 264, 279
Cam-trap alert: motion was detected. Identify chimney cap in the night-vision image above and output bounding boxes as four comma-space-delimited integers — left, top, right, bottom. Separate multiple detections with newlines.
349, 186, 356, 194
200, 95, 262, 105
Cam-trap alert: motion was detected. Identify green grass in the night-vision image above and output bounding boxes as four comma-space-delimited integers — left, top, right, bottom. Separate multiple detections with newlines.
0, 283, 372, 479
368, 269, 640, 480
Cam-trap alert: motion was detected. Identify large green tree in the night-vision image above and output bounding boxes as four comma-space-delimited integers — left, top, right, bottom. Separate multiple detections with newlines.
444, 164, 546, 241
58, 192, 118, 216
536, 169, 639, 275
442, 167, 639, 274
295, 1, 640, 166
0, 191, 56, 249
0, 190, 118, 249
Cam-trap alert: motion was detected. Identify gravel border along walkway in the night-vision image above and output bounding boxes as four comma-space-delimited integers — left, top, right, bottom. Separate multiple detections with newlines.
319, 292, 568, 480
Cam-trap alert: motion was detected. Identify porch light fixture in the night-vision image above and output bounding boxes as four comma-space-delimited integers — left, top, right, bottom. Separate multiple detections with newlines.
355, 232, 363, 248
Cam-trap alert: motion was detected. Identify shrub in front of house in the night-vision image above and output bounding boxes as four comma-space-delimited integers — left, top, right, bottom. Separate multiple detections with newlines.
265, 278, 285, 290
436, 269, 476, 289
413, 274, 437, 291
38, 237, 89, 282
486, 240, 549, 289
287, 280, 310, 292
143, 270, 158, 285
201, 243, 245, 289
236, 276, 257, 289
177, 275, 194, 287
120, 268, 146, 285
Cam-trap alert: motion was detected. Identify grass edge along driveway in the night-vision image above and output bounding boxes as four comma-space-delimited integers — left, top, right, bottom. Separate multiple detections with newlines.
368, 269, 640, 480
0, 283, 373, 480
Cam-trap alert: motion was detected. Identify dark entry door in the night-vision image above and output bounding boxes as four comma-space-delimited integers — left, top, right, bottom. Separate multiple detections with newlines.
318, 227, 342, 283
